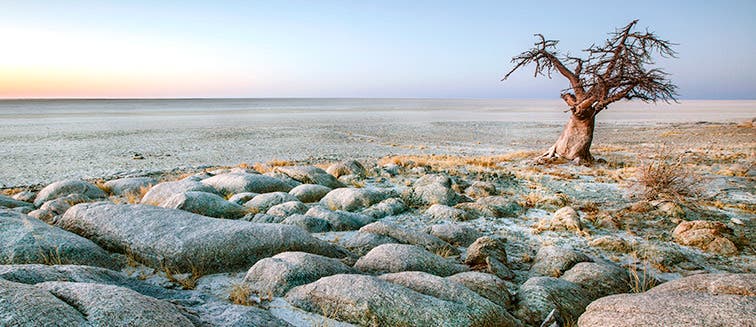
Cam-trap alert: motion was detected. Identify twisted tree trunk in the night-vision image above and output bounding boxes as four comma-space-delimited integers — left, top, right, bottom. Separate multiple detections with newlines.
543, 109, 596, 164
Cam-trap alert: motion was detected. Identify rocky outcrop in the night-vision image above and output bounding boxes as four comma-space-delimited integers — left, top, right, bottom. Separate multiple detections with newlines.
354, 243, 467, 276
319, 187, 387, 212
201, 172, 292, 195
426, 223, 481, 247
33, 179, 107, 207
140, 179, 219, 206
57, 203, 348, 273
244, 192, 298, 213
534, 206, 584, 233
406, 174, 460, 206
103, 177, 157, 196
274, 166, 345, 189
425, 204, 473, 221
672, 220, 738, 255
0, 279, 194, 326
285, 274, 520, 327
529, 246, 591, 277
560, 262, 630, 300
514, 276, 592, 326
305, 206, 374, 231
160, 191, 247, 219
326, 160, 367, 178
579, 273, 756, 327
0, 210, 117, 269
359, 221, 459, 255
0, 194, 33, 209
288, 184, 332, 203
244, 252, 356, 296
447, 271, 513, 309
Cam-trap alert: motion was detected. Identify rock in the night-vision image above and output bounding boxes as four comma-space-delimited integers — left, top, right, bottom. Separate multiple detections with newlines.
37, 281, 195, 326
193, 302, 291, 327
359, 221, 458, 255
140, 179, 220, 206
288, 184, 331, 203
447, 271, 513, 309
281, 215, 331, 233
465, 236, 508, 267
160, 191, 247, 219
263, 171, 303, 188
201, 172, 292, 195
381, 163, 400, 176
266, 201, 308, 217
285, 274, 519, 327
305, 206, 373, 231
378, 271, 519, 324
426, 223, 481, 247
635, 242, 688, 267
274, 166, 345, 189
529, 246, 591, 277
464, 181, 497, 198
354, 244, 467, 276
326, 160, 367, 178
11, 191, 36, 203
0, 194, 33, 209
57, 203, 348, 274
246, 213, 286, 223
561, 262, 630, 300
244, 252, 356, 296
244, 192, 299, 213
406, 174, 459, 206
319, 187, 387, 211
654, 200, 686, 219
588, 235, 633, 252
0, 278, 89, 326
228, 192, 258, 205
31, 194, 93, 223
534, 206, 583, 233
103, 177, 157, 196
457, 196, 523, 218
486, 256, 515, 280
33, 179, 107, 207
514, 277, 592, 326
361, 198, 408, 219
578, 273, 756, 327
672, 220, 738, 255
0, 264, 182, 300
342, 232, 398, 256
0, 210, 117, 269
425, 204, 473, 221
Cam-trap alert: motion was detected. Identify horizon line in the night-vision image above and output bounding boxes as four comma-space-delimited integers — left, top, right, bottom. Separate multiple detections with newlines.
1, 96, 755, 101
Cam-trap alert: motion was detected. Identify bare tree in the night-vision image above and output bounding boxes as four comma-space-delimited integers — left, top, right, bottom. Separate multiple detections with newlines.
503, 20, 678, 164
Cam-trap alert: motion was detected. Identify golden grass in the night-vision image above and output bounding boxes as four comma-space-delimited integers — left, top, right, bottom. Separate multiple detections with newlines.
125, 185, 152, 204
228, 283, 253, 306
1, 188, 25, 196
94, 180, 111, 194
377, 151, 541, 171
162, 263, 203, 290
627, 262, 657, 293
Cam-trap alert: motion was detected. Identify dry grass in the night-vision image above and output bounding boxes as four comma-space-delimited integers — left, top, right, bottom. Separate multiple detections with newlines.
627, 262, 657, 293
378, 151, 540, 171
39, 247, 64, 266
162, 263, 203, 290
634, 150, 701, 201
124, 185, 152, 204
250, 159, 295, 174
228, 283, 253, 306
1, 188, 25, 196
94, 180, 111, 194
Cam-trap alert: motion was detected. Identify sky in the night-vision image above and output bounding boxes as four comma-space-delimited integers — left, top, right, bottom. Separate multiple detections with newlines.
0, 1, 754, 99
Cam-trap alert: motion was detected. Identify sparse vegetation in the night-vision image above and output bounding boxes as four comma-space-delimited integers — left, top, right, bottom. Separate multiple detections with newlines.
634, 149, 701, 201
228, 283, 253, 306
161, 263, 203, 290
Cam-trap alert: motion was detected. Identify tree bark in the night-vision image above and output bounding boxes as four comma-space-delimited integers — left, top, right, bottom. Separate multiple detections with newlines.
542, 110, 596, 164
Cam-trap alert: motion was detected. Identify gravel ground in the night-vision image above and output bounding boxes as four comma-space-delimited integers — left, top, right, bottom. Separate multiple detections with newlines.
1, 99, 753, 187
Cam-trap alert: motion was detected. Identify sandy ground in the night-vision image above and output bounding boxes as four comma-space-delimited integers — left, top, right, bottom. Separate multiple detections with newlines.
1, 99, 754, 187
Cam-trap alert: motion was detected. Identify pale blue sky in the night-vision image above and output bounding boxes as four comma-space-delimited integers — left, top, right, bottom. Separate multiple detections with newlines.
1, 1, 754, 98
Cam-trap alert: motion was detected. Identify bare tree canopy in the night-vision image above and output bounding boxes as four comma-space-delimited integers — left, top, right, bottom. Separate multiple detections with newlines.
503, 20, 678, 163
